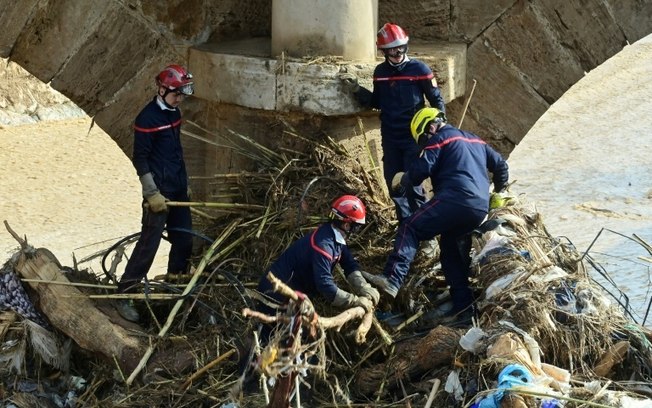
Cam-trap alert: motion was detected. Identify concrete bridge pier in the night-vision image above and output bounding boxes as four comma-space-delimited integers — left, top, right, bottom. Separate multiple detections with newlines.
187, 0, 466, 201
272, 0, 378, 62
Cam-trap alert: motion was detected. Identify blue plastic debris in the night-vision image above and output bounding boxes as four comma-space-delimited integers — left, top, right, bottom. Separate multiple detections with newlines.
474, 364, 534, 408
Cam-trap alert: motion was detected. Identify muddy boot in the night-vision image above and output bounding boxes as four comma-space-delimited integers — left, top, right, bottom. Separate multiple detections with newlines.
116, 300, 139, 322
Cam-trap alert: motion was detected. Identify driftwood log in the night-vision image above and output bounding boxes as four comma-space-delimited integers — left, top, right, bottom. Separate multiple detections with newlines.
5, 221, 147, 374
13, 246, 147, 373
354, 325, 464, 396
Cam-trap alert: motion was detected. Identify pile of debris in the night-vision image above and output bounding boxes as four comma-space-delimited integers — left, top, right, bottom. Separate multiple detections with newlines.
1, 121, 651, 407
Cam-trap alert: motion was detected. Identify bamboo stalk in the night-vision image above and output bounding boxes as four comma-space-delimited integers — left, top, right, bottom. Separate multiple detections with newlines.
392, 309, 424, 333
65, 293, 184, 300
166, 201, 265, 210
510, 387, 612, 408
179, 348, 236, 390
21, 279, 115, 289
126, 221, 236, 385
424, 379, 441, 408
458, 78, 477, 128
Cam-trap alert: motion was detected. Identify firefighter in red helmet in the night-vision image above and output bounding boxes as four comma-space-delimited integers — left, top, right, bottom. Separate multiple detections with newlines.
116, 64, 195, 322
257, 195, 379, 316
340, 23, 446, 225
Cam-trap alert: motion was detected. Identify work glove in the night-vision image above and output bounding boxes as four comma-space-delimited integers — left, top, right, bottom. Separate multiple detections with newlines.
339, 72, 360, 93
146, 192, 168, 213
332, 289, 373, 313
489, 188, 513, 210
139, 172, 159, 198
347, 271, 380, 305
391, 172, 406, 192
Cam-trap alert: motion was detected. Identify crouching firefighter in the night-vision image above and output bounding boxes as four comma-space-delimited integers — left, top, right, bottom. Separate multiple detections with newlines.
256, 195, 380, 336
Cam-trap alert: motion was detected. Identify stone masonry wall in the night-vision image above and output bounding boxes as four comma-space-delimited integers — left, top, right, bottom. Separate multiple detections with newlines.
0, 0, 650, 159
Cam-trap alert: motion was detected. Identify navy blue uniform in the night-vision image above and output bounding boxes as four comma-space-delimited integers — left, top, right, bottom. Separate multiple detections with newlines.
119, 97, 193, 290
355, 58, 446, 221
258, 223, 359, 306
383, 124, 508, 312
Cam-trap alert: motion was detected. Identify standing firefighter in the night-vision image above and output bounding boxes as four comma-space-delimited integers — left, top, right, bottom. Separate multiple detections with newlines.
116, 64, 195, 322
365, 108, 509, 323
340, 23, 446, 222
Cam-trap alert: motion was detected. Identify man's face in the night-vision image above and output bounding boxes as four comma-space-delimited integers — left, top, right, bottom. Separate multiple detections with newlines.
384, 45, 407, 64
163, 90, 187, 108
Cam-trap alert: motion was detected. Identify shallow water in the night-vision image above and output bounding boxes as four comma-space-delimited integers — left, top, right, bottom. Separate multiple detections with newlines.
508, 34, 652, 326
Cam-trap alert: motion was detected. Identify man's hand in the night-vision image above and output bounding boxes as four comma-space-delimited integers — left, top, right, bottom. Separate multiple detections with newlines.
339, 73, 360, 93
347, 271, 380, 305
391, 172, 406, 192
146, 192, 168, 212
332, 289, 374, 313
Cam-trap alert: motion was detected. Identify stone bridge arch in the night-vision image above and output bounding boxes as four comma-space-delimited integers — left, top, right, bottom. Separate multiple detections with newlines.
2, 0, 650, 182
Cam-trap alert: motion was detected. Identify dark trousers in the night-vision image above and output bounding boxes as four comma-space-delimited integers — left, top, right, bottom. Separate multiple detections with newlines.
382, 138, 426, 222
383, 199, 486, 312
118, 199, 192, 292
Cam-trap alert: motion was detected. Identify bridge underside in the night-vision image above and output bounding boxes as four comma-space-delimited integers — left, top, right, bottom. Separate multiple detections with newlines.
1, 0, 650, 185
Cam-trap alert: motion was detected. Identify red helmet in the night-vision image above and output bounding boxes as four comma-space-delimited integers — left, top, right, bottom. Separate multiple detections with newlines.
376, 23, 409, 49
156, 64, 194, 95
331, 195, 366, 224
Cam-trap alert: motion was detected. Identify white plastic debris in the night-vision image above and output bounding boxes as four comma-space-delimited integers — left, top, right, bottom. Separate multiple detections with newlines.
459, 327, 487, 353
485, 268, 526, 299
444, 369, 464, 401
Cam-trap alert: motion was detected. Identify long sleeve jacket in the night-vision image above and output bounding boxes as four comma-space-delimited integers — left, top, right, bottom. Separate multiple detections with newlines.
402, 124, 509, 211
132, 97, 188, 196
356, 58, 446, 141
259, 223, 360, 303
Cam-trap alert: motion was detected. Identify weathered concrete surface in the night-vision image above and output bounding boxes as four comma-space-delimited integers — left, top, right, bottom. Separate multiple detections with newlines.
190, 39, 466, 116
1, 0, 651, 170
272, 0, 378, 62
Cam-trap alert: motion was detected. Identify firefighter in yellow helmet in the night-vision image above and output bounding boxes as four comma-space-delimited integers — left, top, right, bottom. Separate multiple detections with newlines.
364, 108, 509, 324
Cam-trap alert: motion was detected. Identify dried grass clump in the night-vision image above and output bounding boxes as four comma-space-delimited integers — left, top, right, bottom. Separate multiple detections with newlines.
470, 196, 652, 387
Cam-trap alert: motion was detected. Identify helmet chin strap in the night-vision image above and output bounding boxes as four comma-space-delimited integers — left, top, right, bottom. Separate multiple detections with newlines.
158, 88, 176, 109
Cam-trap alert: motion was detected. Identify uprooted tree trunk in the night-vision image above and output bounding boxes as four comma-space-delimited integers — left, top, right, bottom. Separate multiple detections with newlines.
6, 222, 146, 374
354, 325, 464, 396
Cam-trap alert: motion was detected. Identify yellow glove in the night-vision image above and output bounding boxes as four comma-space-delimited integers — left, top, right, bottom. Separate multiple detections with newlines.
146, 192, 168, 212
391, 172, 406, 192
490, 191, 513, 209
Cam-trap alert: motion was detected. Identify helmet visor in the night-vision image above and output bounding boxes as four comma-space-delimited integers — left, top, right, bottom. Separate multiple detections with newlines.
177, 82, 194, 96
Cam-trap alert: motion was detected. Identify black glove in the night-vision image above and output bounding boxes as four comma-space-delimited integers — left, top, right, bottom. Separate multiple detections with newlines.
339, 73, 360, 93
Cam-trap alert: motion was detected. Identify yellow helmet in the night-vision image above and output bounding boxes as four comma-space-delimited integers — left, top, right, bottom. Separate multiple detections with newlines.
410, 107, 446, 144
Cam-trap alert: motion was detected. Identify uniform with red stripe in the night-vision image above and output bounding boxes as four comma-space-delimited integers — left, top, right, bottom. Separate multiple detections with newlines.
380, 111, 509, 316
258, 223, 359, 304
403, 124, 508, 211
257, 195, 378, 322
132, 99, 188, 195
353, 23, 446, 222
365, 60, 445, 139
116, 65, 194, 311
